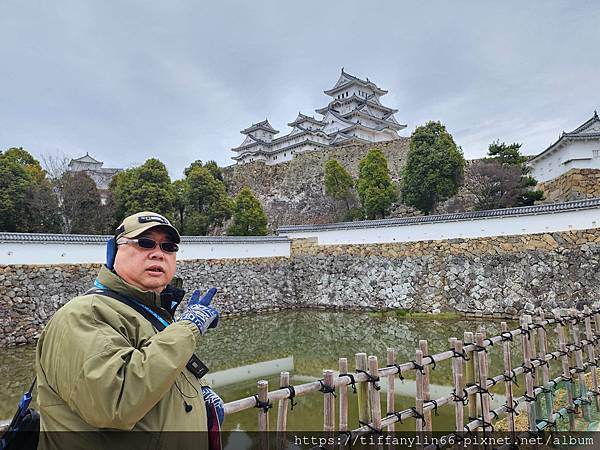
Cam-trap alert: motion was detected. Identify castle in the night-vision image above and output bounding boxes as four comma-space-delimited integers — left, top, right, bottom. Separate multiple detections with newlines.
67, 153, 121, 204
231, 69, 406, 165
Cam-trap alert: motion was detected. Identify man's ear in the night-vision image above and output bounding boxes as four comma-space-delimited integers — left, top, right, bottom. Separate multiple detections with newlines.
106, 237, 117, 270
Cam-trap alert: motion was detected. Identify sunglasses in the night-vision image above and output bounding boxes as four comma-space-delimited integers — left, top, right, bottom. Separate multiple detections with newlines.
117, 237, 179, 253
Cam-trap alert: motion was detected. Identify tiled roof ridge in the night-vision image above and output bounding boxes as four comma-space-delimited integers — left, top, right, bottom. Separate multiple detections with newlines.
278, 198, 600, 232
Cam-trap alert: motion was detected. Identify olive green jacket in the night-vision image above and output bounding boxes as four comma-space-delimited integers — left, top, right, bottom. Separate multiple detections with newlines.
36, 266, 209, 448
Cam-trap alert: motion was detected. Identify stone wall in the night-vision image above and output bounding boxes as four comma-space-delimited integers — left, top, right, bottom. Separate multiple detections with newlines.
539, 168, 600, 203
2, 228, 600, 346
222, 139, 412, 229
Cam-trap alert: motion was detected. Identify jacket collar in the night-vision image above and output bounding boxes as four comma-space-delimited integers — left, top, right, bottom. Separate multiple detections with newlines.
97, 265, 162, 310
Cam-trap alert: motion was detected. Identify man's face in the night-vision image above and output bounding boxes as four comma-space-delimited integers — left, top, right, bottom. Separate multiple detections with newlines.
113, 228, 177, 294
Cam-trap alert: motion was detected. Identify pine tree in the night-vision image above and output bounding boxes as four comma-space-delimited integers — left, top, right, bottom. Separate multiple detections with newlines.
401, 121, 465, 214
324, 159, 355, 211
356, 148, 398, 219
227, 187, 268, 236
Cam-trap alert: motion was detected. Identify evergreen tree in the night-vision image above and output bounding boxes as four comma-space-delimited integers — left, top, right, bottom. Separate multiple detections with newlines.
0, 147, 60, 232
356, 148, 398, 219
227, 187, 268, 236
401, 121, 465, 214
184, 163, 233, 235
110, 158, 175, 224
486, 140, 544, 206
324, 159, 355, 211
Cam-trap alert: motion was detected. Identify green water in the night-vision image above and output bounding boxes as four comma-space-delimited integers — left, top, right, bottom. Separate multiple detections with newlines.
1, 310, 530, 431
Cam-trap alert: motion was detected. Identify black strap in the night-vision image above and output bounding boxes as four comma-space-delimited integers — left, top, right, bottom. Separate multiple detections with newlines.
88, 288, 209, 379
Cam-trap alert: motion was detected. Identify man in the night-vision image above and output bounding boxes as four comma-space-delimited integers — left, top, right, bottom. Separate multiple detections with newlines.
36, 212, 223, 449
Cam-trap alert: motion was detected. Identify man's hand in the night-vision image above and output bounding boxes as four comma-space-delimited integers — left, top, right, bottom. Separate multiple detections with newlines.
179, 288, 219, 335
202, 386, 224, 428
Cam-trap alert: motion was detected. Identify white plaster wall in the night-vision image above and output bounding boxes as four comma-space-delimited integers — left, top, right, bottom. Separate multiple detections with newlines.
279, 208, 600, 245
530, 140, 600, 182
0, 239, 291, 265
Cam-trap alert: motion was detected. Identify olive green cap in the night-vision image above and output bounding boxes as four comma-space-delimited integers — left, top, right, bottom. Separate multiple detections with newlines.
115, 212, 180, 243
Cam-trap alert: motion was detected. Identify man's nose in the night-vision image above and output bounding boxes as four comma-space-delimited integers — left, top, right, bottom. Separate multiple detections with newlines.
148, 247, 165, 259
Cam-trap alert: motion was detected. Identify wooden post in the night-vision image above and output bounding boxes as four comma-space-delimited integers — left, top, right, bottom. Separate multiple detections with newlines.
527, 316, 542, 423
569, 318, 591, 421
583, 307, 600, 411
450, 337, 464, 438
258, 379, 269, 450
277, 372, 293, 440
324, 370, 336, 435
415, 349, 425, 440
356, 353, 371, 425
339, 358, 349, 433
386, 348, 396, 433
536, 318, 554, 426
464, 331, 478, 420
520, 316, 537, 433
419, 340, 432, 432
475, 332, 492, 446
369, 356, 383, 437
554, 310, 576, 431
501, 322, 517, 436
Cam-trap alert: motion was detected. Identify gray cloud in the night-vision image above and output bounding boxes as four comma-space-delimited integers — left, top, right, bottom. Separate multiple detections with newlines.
1, 0, 599, 178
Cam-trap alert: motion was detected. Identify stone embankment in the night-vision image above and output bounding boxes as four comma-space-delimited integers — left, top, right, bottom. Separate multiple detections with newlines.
222, 139, 411, 229
539, 168, 600, 203
2, 228, 600, 347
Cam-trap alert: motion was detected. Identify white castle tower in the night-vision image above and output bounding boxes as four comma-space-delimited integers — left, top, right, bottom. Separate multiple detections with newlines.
232, 69, 406, 165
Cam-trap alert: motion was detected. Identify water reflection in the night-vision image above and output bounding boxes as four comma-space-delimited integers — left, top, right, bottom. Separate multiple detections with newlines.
1, 310, 530, 430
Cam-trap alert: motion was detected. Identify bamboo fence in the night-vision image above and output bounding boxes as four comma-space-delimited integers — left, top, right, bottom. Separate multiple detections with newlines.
222, 307, 600, 447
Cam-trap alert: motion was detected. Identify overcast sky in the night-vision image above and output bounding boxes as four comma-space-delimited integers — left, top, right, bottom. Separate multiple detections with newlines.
1, 1, 599, 179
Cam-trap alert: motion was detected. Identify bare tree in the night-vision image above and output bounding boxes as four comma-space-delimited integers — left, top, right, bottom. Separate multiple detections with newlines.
462, 161, 522, 210
40, 150, 71, 181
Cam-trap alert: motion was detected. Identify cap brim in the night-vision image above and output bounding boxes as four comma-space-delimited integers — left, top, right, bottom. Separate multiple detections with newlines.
121, 224, 181, 243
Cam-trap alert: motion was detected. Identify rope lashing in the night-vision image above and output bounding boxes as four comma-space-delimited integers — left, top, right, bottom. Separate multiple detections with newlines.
473, 383, 495, 399
318, 379, 336, 397
386, 363, 405, 381
358, 420, 383, 434
472, 344, 488, 353
279, 384, 298, 410
520, 327, 531, 338
409, 407, 426, 426
522, 393, 537, 403
531, 357, 548, 367
388, 411, 403, 424
500, 331, 514, 342
503, 369, 520, 386
423, 354, 437, 370
490, 409, 499, 420
410, 360, 426, 375
504, 401, 520, 416
355, 369, 380, 391
520, 363, 535, 375
253, 395, 272, 413
424, 399, 439, 416
533, 385, 553, 394
339, 373, 357, 394
487, 377, 499, 386
570, 366, 586, 374
450, 347, 470, 360
451, 388, 470, 405
483, 338, 494, 347
530, 323, 546, 331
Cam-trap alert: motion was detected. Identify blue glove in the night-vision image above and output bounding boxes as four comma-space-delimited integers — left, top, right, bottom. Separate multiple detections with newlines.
202, 386, 224, 428
179, 288, 219, 335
